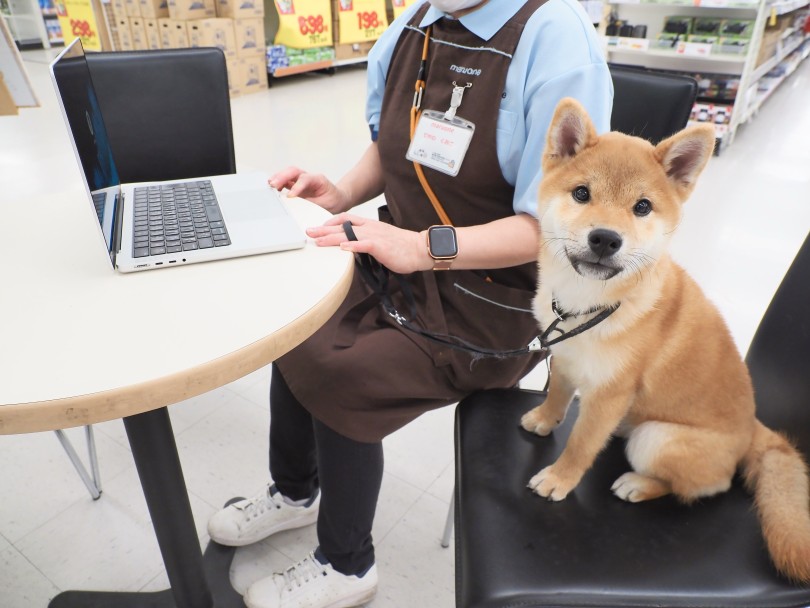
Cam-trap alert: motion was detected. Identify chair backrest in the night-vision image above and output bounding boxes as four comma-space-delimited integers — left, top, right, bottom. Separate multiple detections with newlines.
86, 48, 236, 183
609, 65, 698, 143
745, 232, 810, 455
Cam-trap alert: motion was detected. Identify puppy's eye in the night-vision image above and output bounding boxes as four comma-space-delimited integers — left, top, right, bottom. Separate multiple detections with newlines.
572, 186, 590, 203
633, 199, 653, 217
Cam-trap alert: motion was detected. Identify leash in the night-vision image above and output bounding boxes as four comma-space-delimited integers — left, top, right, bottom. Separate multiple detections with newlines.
342, 222, 620, 361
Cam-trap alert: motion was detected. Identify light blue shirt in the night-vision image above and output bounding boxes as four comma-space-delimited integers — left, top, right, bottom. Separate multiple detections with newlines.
366, 0, 613, 217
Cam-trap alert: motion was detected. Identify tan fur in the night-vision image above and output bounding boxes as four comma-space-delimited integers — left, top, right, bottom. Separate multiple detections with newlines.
521, 98, 810, 583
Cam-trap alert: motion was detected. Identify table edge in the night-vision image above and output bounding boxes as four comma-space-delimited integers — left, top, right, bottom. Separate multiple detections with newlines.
0, 261, 354, 435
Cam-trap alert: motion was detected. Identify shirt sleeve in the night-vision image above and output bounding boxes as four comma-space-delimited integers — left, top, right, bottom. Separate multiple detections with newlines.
507, 0, 614, 218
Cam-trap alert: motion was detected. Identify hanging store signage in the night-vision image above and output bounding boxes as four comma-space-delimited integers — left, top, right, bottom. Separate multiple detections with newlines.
336, 0, 387, 44
274, 0, 333, 48
55, 0, 104, 51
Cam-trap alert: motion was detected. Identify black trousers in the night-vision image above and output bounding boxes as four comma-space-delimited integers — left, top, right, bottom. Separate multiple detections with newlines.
269, 364, 383, 576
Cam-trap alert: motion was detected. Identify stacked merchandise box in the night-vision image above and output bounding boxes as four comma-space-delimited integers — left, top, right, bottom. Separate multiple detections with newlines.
144, 19, 162, 49
215, 0, 266, 95
188, 18, 237, 56
140, 0, 168, 19
158, 18, 191, 48
116, 18, 135, 50
130, 17, 148, 49
168, 0, 216, 20
331, 0, 387, 60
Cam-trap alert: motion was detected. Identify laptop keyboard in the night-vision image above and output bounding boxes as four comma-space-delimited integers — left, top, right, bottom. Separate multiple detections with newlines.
132, 180, 231, 258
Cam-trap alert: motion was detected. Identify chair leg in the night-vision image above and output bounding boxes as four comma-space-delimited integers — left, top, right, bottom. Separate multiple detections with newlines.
441, 490, 454, 548
55, 425, 102, 500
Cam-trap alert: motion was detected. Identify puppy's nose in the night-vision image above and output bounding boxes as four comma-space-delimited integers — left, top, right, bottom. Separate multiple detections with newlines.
588, 229, 622, 257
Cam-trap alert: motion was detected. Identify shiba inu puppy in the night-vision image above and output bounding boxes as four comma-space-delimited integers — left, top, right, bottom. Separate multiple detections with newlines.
521, 97, 810, 583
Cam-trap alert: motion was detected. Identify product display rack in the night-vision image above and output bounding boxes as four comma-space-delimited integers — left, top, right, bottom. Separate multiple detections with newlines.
601, 0, 809, 152
269, 53, 368, 78
0, 0, 52, 48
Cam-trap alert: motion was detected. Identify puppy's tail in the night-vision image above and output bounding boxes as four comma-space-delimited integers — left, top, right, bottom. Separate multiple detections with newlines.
742, 420, 810, 583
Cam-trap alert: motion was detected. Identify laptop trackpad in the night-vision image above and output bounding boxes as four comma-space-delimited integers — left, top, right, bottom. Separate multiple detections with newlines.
220, 189, 288, 222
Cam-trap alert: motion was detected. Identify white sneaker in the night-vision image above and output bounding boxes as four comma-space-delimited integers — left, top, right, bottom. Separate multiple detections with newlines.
244, 552, 378, 608
207, 484, 320, 547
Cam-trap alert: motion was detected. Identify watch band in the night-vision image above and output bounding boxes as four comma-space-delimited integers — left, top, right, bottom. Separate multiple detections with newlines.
432, 259, 453, 271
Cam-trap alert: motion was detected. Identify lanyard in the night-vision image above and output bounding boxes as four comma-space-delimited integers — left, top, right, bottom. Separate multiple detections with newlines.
408, 26, 454, 227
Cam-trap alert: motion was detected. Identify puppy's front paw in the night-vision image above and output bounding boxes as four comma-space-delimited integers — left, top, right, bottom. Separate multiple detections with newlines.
520, 406, 560, 437
527, 465, 577, 501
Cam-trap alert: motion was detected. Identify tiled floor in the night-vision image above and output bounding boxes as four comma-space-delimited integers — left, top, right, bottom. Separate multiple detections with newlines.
1, 47, 808, 608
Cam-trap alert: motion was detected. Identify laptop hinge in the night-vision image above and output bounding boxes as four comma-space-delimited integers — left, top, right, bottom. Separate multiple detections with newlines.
111, 189, 124, 266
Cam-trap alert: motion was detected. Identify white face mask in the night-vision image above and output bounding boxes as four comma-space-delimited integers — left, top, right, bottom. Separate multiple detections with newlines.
428, 0, 484, 14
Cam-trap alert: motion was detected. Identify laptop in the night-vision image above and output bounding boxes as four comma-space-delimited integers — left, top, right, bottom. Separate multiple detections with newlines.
49, 38, 306, 273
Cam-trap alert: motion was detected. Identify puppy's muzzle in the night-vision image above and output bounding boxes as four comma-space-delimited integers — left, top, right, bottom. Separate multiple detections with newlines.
588, 228, 622, 258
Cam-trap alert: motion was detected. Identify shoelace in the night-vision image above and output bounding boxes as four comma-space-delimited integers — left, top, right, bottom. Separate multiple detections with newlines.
281, 552, 327, 591
237, 485, 282, 521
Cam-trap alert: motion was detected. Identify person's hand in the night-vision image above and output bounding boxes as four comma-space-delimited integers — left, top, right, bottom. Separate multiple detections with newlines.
269, 167, 351, 214
306, 213, 432, 275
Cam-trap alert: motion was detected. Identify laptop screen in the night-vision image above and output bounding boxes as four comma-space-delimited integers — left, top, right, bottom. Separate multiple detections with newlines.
51, 39, 121, 259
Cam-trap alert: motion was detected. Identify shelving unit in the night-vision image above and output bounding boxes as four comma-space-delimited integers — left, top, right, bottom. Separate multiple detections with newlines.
38, 0, 63, 45
601, 0, 809, 151
0, 0, 51, 48
269, 54, 368, 78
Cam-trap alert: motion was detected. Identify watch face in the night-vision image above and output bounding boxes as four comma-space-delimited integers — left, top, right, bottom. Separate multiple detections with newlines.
429, 226, 458, 259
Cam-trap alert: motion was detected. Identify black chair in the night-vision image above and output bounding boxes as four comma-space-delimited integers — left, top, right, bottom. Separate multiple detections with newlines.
453, 237, 810, 604
609, 65, 698, 144
55, 48, 237, 500
86, 47, 236, 183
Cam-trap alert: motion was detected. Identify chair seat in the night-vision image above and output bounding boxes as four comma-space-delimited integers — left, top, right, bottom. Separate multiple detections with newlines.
454, 388, 810, 608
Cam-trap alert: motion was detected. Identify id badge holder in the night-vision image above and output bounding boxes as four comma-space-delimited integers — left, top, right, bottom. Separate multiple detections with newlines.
406, 110, 476, 177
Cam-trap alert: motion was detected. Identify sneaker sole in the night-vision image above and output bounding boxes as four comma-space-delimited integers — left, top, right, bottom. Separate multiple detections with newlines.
208, 506, 319, 547
243, 584, 377, 608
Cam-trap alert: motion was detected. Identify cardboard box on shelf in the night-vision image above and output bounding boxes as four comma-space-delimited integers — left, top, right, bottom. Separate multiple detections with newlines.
129, 17, 148, 49
334, 40, 374, 60
140, 0, 169, 19
215, 0, 263, 19
110, 0, 127, 20
225, 55, 242, 97
233, 17, 265, 56
125, 0, 142, 18
158, 18, 189, 48
168, 0, 216, 20
188, 18, 237, 56
231, 55, 268, 94
115, 18, 135, 50
144, 18, 162, 49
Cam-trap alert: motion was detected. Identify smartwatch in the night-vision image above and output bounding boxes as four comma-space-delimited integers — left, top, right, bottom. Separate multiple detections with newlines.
427, 225, 458, 270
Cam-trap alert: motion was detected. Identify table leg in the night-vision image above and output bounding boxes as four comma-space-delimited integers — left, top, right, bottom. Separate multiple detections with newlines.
49, 407, 245, 608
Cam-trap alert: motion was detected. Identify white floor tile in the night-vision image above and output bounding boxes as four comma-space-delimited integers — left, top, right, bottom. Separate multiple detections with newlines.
0, 44, 807, 608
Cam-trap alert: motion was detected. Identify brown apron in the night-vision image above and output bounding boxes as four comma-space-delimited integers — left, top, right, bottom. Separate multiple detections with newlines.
277, 1, 547, 442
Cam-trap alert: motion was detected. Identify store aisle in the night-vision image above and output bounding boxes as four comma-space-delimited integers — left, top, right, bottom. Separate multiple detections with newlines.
0, 50, 808, 608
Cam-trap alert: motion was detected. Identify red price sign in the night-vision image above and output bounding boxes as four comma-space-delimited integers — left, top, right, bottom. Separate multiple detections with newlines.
70, 19, 94, 38
298, 14, 327, 35
274, 0, 332, 48
337, 0, 387, 44
356, 10, 380, 30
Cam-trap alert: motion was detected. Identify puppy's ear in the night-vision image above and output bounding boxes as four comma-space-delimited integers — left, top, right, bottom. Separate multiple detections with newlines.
654, 124, 715, 199
543, 98, 598, 172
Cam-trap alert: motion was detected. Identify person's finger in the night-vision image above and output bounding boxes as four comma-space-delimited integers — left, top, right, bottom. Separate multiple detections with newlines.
268, 166, 303, 189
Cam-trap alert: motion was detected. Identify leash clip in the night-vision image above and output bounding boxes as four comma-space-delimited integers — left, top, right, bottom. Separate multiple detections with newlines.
388, 309, 408, 326
551, 298, 566, 322
527, 336, 546, 352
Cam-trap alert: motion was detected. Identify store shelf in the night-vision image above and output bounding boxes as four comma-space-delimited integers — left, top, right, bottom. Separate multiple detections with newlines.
751, 31, 808, 80
601, 0, 810, 151
606, 42, 749, 62
609, 0, 758, 8
270, 55, 368, 78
